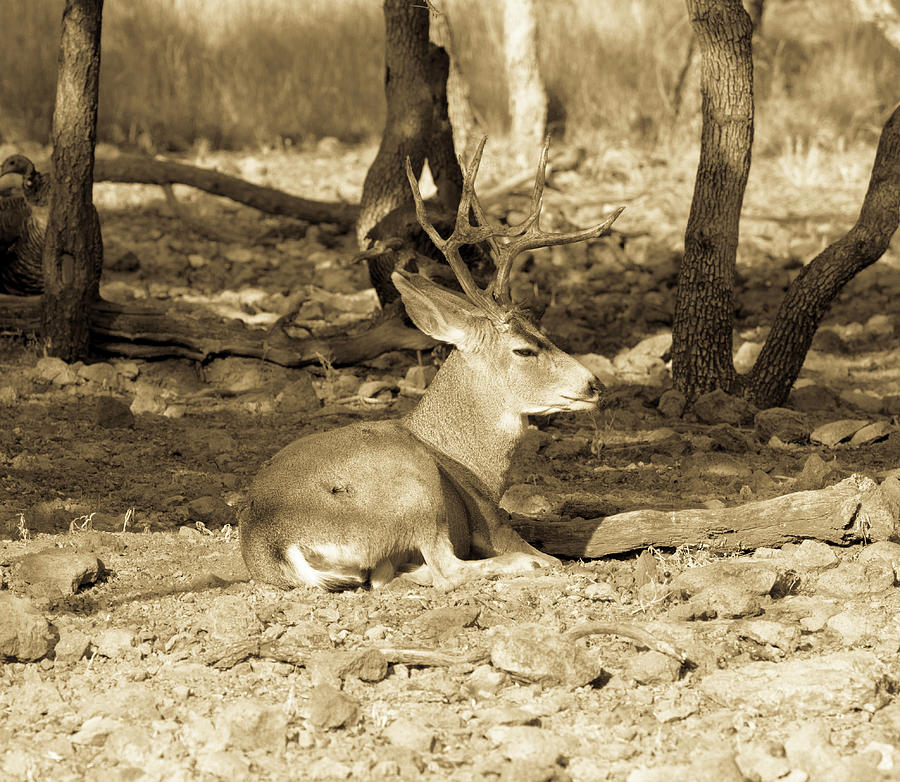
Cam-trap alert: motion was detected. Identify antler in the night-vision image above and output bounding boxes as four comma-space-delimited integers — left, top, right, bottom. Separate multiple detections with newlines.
404, 137, 624, 320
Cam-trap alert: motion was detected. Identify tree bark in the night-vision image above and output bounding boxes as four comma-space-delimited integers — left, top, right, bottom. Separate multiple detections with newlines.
744, 104, 900, 407
511, 475, 900, 558
671, 0, 753, 400
356, 0, 462, 249
503, 0, 547, 165
93, 156, 359, 229
41, 0, 104, 361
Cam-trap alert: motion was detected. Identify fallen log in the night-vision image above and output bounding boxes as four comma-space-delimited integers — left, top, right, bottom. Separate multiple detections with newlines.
0, 294, 433, 367
512, 475, 900, 558
93, 155, 360, 230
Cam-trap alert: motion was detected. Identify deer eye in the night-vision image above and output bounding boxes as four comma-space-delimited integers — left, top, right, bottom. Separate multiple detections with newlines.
512, 347, 538, 358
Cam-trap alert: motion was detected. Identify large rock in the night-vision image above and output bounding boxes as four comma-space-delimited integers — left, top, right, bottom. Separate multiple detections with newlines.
15, 549, 103, 595
810, 419, 869, 447
0, 593, 58, 661
700, 651, 890, 715
490, 624, 604, 688
692, 389, 756, 426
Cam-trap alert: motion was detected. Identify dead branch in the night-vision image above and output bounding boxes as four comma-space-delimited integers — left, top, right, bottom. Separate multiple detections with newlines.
93, 155, 359, 229
512, 475, 900, 558
563, 622, 688, 663
0, 294, 434, 367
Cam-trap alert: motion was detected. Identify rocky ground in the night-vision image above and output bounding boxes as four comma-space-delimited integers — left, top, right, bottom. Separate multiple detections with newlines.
1, 138, 900, 781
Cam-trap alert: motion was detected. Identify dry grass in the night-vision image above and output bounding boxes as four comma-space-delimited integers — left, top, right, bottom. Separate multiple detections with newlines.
0, 0, 898, 153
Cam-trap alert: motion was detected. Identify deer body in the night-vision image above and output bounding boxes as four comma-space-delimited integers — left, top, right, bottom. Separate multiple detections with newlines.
240, 139, 622, 590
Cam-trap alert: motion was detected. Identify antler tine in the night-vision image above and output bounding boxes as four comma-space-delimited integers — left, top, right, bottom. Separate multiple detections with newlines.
404, 142, 503, 314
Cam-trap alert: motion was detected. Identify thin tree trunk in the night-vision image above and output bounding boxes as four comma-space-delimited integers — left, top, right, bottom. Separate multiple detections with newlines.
744, 104, 900, 407
671, 0, 753, 400
356, 0, 462, 249
41, 0, 104, 360
503, 0, 547, 164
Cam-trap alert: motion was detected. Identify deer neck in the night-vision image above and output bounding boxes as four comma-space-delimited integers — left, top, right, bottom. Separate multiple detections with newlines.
402, 350, 525, 502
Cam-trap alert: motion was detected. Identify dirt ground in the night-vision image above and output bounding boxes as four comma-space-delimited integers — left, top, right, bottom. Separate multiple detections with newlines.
1, 139, 900, 781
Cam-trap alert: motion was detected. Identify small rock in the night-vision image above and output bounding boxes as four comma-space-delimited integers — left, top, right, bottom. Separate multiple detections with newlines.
196, 750, 252, 779
501, 484, 555, 516
308, 648, 388, 685
670, 560, 785, 598
307, 757, 352, 780
657, 389, 687, 419
575, 353, 617, 386
54, 627, 91, 663
198, 595, 263, 640
71, 716, 122, 746
94, 627, 137, 658
791, 539, 841, 570
815, 559, 894, 598
794, 453, 837, 491
849, 421, 895, 446
218, 699, 288, 754
413, 605, 480, 641
734, 740, 792, 782
738, 619, 801, 656
78, 362, 120, 388
733, 341, 763, 373
692, 389, 756, 425
584, 581, 618, 602
186, 495, 234, 527
403, 364, 437, 391
0, 593, 59, 661
130, 386, 167, 415
754, 408, 811, 444
858, 541, 900, 581
463, 664, 509, 699
224, 247, 254, 264
383, 718, 435, 753
15, 549, 103, 595
826, 609, 882, 646
305, 684, 360, 729
477, 706, 540, 727
91, 396, 135, 429
685, 582, 762, 620
35, 356, 78, 386
810, 419, 870, 447
622, 650, 681, 684
486, 724, 567, 765
700, 651, 889, 716
490, 623, 604, 688
276, 371, 321, 413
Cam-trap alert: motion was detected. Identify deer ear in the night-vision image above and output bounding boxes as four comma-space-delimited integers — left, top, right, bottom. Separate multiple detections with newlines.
391, 271, 485, 350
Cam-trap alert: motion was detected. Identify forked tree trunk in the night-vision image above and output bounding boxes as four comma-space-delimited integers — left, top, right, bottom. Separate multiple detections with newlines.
41, 0, 104, 360
745, 104, 900, 406
671, 0, 753, 400
356, 0, 462, 249
503, 0, 547, 164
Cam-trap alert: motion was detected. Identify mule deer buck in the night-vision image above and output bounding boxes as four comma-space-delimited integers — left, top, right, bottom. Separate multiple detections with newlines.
241, 138, 623, 590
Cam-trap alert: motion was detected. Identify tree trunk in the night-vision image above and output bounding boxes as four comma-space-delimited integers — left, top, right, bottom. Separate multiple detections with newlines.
41, 0, 104, 360
503, 0, 547, 165
429, 4, 482, 163
744, 104, 900, 407
671, 0, 753, 400
356, 0, 462, 250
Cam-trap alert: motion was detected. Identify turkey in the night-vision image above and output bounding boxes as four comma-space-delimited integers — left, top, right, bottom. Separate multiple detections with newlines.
0, 154, 50, 295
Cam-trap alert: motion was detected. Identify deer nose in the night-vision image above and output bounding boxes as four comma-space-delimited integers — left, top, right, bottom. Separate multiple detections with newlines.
587, 376, 605, 398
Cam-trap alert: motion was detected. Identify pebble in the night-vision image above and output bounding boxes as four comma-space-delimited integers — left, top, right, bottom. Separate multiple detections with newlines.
734, 740, 792, 782
500, 485, 555, 516
0, 593, 58, 661
413, 605, 480, 641
584, 581, 618, 602
307, 648, 388, 685
463, 664, 509, 699
738, 618, 801, 655
307, 757, 352, 780
71, 716, 122, 747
